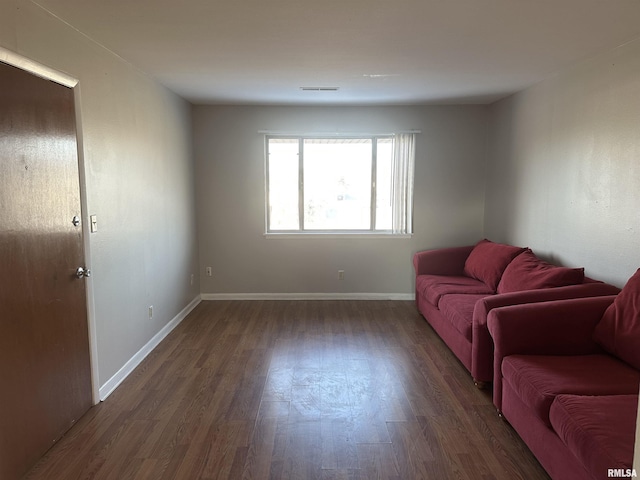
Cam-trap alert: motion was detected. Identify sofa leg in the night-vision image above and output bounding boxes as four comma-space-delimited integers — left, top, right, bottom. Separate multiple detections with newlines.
473, 379, 490, 390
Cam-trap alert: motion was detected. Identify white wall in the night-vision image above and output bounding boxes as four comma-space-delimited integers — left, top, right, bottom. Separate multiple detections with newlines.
193, 105, 487, 297
485, 37, 640, 287
1, 1, 200, 393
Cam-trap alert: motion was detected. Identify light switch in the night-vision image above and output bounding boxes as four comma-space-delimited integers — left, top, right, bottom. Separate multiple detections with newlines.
90, 215, 98, 233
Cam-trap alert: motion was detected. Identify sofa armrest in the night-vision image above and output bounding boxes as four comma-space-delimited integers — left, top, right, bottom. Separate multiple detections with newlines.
470, 282, 621, 382
488, 295, 616, 355
413, 245, 474, 276
487, 295, 616, 411
480, 282, 620, 320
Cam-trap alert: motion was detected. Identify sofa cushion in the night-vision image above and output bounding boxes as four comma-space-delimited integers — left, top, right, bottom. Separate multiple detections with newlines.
501, 354, 640, 426
497, 250, 585, 294
593, 268, 640, 370
463, 239, 526, 290
415, 274, 493, 306
438, 294, 489, 341
550, 394, 638, 476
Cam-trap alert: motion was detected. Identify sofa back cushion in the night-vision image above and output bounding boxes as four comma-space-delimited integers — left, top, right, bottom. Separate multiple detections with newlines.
463, 239, 526, 290
593, 268, 640, 370
497, 250, 585, 294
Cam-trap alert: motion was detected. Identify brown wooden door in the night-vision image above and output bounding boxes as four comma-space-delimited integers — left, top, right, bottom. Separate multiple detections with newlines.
0, 61, 92, 479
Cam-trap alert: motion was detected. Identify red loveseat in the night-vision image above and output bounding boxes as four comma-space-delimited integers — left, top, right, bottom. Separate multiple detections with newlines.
413, 240, 620, 386
487, 269, 640, 480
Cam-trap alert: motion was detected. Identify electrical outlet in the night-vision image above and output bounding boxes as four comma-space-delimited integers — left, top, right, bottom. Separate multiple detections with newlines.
206, 267, 212, 277
338, 270, 345, 280
190, 273, 194, 285
148, 305, 153, 319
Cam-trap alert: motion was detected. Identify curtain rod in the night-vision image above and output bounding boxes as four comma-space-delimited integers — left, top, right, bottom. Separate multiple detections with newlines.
258, 130, 421, 136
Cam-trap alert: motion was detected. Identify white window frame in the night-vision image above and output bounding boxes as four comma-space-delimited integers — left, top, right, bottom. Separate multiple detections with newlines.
264, 133, 415, 238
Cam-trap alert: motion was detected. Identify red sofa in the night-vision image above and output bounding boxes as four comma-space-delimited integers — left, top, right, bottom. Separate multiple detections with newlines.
413, 240, 621, 386
488, 271, 640, 480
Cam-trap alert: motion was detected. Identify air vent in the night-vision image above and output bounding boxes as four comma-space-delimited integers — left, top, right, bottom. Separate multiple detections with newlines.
300, 86, 340, 91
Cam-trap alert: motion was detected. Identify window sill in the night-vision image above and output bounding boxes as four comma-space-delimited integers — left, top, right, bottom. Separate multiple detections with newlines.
264, 232, 413, 239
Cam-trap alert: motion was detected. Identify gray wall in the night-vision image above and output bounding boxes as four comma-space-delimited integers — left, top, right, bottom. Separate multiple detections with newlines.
193, 105, 488, 297
485, 37, 640, 287
485, 35, 640, 466
1, 1, 200, 392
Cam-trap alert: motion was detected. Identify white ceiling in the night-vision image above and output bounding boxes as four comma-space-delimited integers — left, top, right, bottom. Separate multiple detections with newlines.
34, 0, 640, 105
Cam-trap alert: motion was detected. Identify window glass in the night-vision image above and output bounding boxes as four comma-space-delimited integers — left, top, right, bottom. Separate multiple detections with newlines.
266, 134, 414, 235
375, 138, 393, 231
303, 139, 372, 230
268, 138, 299, 230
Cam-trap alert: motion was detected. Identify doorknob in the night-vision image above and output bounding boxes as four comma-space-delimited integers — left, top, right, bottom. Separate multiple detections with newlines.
76, 267, 91, 278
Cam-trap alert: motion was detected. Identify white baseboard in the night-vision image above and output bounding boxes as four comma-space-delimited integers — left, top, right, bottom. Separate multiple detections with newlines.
98, 295, 202, 401
200, 292, 414, 301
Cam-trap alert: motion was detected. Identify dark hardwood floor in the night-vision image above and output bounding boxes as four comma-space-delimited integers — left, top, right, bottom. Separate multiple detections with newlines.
24, 300, 550, 479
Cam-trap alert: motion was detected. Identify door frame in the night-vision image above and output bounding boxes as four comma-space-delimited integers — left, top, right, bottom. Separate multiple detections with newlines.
1, 46, 100, 405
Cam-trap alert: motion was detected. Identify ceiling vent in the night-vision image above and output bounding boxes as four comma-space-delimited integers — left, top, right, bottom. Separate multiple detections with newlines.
300, 86, 340, 91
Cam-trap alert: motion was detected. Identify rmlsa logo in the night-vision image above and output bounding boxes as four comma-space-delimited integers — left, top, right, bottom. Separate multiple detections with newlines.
608, 469, 638, 478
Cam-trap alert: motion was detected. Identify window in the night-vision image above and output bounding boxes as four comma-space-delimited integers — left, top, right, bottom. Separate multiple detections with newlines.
266, 133, 415, 235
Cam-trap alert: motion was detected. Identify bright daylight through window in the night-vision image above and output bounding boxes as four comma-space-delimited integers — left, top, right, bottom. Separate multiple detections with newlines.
266, 134, 415, 235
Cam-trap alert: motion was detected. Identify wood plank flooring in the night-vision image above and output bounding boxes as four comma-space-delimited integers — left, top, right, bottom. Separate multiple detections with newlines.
23, 300, 550, 479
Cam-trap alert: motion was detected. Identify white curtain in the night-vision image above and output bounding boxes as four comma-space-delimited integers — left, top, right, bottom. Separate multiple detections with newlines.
391, 133, 416, 234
